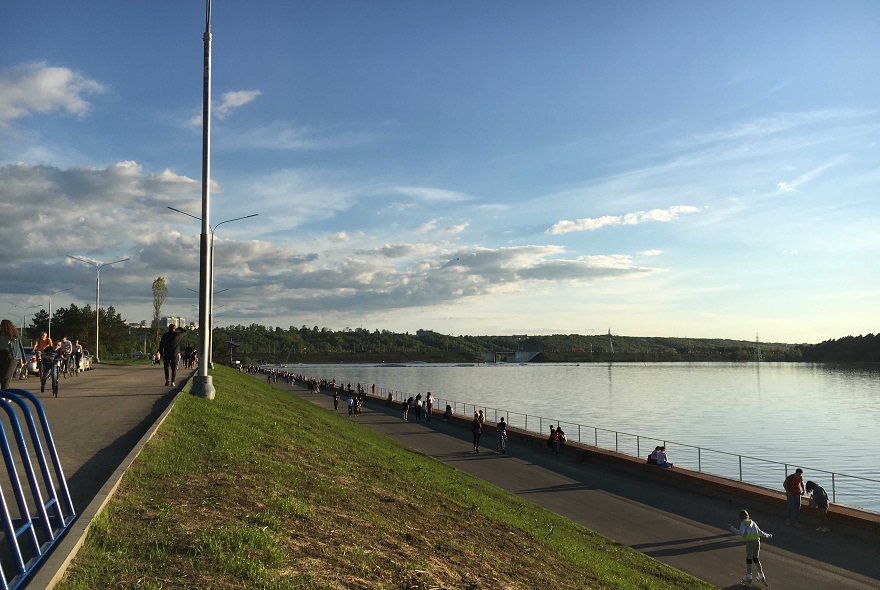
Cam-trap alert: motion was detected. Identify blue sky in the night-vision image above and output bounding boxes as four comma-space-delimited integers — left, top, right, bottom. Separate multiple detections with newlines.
2, 1, 878, 343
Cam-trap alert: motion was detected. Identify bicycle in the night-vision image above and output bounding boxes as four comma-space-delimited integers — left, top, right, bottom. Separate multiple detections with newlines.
60, 356, 74, 379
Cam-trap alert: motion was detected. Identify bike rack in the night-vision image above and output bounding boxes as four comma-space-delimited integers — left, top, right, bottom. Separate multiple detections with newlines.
0, 388, 76, 590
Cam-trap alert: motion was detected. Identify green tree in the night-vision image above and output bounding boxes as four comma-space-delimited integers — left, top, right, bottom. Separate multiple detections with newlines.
152, 277, 168, 352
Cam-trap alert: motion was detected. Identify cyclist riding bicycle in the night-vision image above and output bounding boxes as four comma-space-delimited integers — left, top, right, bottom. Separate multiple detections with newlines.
496, 417, 508, 453
32, 331, 52, 380
58, 336, 74, 378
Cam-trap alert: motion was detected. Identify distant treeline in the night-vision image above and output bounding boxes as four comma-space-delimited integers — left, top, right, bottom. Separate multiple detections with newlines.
796, 333, 880, 363
203, 325, 879, 365
20, 307, 878, 365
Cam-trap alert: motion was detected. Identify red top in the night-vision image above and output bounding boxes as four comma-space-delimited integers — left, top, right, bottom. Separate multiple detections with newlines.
784, 472, 804, 496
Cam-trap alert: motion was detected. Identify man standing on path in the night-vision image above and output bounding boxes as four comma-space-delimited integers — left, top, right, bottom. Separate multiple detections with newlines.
159, 324, 187, 387
783, 468, 804, 526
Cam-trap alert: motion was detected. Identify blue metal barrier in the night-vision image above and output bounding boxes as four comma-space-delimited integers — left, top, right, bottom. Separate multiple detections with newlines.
0, 389, 76, 590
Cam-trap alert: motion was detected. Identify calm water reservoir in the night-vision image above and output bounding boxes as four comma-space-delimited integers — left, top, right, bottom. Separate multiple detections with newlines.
276, 362, 880, 512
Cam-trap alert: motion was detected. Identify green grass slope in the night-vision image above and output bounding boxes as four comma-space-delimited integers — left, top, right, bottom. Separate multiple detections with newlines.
56, 367, 712, 590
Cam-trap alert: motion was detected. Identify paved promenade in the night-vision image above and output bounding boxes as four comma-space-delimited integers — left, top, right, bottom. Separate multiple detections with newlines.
17, 366, 880, 588
273, 380, 880, 590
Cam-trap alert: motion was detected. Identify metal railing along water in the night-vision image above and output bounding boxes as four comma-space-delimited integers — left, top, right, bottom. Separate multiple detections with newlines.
373, 386, 880, 514
0, 388, 76, 590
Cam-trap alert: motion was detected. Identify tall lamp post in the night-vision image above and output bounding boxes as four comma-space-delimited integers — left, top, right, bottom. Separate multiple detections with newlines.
170, 207, 257, 370
36, 287, 73, 340
191, 0, 216, 399
186, 286, 228, 368
67, 255, 130, 363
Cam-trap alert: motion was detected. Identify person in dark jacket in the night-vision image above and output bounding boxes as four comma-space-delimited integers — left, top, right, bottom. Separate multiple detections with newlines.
159, 324, 187, 387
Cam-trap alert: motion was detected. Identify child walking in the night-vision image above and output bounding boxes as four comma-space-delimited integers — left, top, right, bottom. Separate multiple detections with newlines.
728, 509, 772, 587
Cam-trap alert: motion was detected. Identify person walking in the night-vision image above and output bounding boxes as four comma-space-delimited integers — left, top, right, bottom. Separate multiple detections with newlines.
73, 339, 83, 375
39, 342, 63, 396
158, 324, 187, 387
471, 412, 482, 452
728, 509, 772, 587
0, 319, 27, 390
425, 391, 434, 421
783, 468, 805, 526
806, 480, 831, 532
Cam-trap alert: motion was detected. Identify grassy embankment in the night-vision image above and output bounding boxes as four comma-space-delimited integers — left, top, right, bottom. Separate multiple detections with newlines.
57, 366, 712, 590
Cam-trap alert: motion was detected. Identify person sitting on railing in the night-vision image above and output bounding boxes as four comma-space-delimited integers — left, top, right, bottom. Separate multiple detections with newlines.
647, 446, 660, 465
443, 404, 452, 421
552, 427, 567, 454
656, 446, 673, 468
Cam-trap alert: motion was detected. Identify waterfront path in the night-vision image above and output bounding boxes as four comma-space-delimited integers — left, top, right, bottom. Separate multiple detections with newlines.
20, 366, 880, 589
273, 380, 880, 590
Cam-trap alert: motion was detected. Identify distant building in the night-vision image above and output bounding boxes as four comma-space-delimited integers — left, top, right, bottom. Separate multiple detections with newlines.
161, 316, 186, 329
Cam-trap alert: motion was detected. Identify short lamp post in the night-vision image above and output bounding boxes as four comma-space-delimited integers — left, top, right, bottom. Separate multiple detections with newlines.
35, 287, 73, 341
67, 255, 130, 363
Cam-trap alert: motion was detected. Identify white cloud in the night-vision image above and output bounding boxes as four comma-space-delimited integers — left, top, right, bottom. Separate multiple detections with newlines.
546, 205, 700, 235
394, 186, 471, 202
775, 158, 842, 194
222, 120, 386, 150
0, 63, 106, 124
215, 90, 261, 119
189, 89, 261, 126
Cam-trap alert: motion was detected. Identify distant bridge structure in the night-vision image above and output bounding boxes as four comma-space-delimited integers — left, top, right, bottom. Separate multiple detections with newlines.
482, 350, 541, 363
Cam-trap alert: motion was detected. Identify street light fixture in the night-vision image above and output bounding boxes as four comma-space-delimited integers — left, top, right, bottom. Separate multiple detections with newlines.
35, 287, 73, 340
67, 255, 130, 363
170, 207, 257, 369
9, 303, 41, 343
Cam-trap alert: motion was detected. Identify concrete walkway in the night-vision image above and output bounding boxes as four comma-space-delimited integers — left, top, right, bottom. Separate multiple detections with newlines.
14, 366, 880, 589
273, 380, 880, 590
21, 362, 186, 589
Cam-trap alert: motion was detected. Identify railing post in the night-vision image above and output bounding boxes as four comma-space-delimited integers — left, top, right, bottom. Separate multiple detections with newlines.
594, 428, 598, 447
739, 455, 743, 481
615, 431, 619, 453
832, 473, 836, 503
637, 436, 640, 458
698, 447, 701, 472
